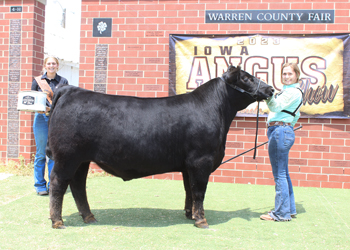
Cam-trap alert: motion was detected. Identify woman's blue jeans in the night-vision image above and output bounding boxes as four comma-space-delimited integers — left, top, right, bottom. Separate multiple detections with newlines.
33, 113, 54, 193
267, 125, 297, 221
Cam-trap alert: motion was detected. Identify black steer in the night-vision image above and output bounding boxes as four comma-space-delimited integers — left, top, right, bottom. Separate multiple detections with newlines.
47, 65, 274, 229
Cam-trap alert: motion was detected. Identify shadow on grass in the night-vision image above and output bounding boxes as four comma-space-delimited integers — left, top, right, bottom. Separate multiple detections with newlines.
259, 202, 306, 214
63, 203, 305, 228
64, 208, 252, 228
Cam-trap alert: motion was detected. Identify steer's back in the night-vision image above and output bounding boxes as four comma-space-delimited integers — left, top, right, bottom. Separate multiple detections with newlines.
49, 85, 227, 180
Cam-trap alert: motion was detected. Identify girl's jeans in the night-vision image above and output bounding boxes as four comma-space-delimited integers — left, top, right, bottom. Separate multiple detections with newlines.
267, 125, 297, 221
33, 113, 54, 193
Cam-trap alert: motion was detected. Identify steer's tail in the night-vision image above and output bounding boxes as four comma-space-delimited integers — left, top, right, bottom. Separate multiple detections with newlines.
46, 84, 72, 160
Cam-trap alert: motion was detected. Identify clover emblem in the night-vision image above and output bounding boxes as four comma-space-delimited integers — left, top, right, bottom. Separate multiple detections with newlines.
97, 21, 107, 34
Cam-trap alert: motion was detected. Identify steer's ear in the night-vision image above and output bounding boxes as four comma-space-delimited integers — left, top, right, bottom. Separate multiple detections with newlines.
236, 66, 241, 82
223, 65, 241, 84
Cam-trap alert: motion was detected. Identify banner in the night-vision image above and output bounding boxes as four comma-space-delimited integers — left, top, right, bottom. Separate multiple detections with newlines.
169, 34, 350, 118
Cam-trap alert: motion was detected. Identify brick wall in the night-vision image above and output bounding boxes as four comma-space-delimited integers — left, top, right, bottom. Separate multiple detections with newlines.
0, 0, 45, 162
80, 0, 350, 189
1, 0, 349, 189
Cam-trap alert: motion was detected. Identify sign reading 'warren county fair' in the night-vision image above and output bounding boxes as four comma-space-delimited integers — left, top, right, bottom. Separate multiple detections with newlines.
206, 10, 334, 23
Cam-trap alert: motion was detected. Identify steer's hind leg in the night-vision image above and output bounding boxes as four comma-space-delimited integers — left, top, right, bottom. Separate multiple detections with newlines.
70, 162, 97, 224
182, 171, 193, 220
50, 161, 71, 229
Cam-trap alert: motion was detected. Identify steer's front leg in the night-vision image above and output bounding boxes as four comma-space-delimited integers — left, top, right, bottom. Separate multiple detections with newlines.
187, 164, 210, 229
192, 194, 209, 229
182, 171, 193, 220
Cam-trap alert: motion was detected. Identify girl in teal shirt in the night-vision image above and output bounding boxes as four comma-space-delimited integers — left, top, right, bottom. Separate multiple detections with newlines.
260, 63, 303, 221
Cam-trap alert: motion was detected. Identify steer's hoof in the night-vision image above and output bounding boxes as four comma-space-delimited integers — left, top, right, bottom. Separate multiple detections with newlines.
52, 221, 66, 229
194, 219, 209, 229
84, 214, 98, 224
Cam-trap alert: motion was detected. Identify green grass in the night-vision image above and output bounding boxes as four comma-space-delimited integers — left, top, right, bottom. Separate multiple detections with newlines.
0, 175, 349, 249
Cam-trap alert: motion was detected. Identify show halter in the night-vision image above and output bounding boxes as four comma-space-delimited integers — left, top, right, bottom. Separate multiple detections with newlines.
220, 76, 261, 100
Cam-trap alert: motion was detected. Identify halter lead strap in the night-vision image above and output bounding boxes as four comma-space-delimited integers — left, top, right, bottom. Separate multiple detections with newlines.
219, 76, 261, 159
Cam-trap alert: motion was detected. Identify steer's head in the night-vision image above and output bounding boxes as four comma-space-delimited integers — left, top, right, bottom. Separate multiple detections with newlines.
222, 65, 274, 101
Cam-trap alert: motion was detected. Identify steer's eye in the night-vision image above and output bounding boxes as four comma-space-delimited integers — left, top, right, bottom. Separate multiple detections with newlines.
243, 76, 248, 81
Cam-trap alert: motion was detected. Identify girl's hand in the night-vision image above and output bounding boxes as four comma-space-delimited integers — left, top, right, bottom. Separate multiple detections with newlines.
38, 107, 50, 114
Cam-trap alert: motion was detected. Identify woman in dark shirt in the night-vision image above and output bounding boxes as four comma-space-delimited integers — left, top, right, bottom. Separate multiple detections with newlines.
31, 56, 69, 195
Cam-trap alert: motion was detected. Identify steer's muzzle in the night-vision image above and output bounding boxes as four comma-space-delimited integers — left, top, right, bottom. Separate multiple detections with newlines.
255, 85, 274, 101
268, 86, 274, 97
